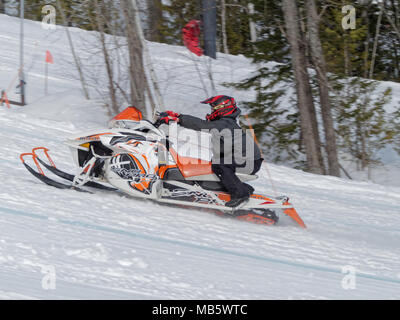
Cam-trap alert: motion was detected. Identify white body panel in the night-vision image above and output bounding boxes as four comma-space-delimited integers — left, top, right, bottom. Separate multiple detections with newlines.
63, 120, 277, 209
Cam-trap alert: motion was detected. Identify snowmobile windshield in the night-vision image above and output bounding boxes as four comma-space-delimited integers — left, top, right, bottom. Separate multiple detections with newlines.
109, 119, 164, 139
109, 119, 141, 129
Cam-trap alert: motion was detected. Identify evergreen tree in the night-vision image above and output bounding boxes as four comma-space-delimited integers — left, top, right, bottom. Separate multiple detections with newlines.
20, 0, 96, 31
320, 2, 368, 77
322, 1, 395, 174
161, 0, 201, 45
331, 77, 393, 173
220, 0, 252, 55
146, 0, 165, 42
23, 0, 42, 21
235, 63, 302, 165
389, 105, 400, 155
230, 1, 305, 166
158, 0, 254, 55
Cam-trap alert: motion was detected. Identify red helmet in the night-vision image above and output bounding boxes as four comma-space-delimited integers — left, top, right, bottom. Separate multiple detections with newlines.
201, 95, 238, 121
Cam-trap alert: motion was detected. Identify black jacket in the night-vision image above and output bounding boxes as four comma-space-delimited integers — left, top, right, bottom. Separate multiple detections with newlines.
178, 108, 262, 169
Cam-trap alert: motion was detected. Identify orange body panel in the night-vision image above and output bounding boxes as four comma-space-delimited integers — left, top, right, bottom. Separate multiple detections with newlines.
250, 194, 275, 203
158, 165, 178, 179
283, 201, 306, 228
112, 106, 143, 122
128, 154, 152, 191
217, 192, 231, 202
169, 148, 213, 178
237, 214, 276, 225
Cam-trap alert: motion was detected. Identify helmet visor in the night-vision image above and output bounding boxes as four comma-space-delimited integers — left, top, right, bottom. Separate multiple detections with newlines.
211, 103, 227, 111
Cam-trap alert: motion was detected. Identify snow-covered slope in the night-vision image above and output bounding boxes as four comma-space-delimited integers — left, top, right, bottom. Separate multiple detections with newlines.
1, 14, 400, 299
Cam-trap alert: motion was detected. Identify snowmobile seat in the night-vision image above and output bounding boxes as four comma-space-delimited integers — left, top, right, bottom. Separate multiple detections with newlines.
161, 166, 256, 183
173, 157, 258, 182
168, 148, 258, 182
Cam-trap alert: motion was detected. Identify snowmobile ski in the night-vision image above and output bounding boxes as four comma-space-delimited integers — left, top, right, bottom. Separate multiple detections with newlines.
32, 147, 117, 191
20, 152, 89, 192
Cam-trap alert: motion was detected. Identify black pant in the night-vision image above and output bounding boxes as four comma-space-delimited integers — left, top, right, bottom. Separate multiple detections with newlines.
212, 159, 263, 198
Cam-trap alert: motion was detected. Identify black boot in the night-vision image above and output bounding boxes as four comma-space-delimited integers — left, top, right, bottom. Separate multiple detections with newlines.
225, 194, 250, 208
243, 183, 255, 195
212, 164, 252, 208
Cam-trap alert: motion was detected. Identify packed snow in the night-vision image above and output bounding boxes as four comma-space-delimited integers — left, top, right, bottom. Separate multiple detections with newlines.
1, 14, 400, 300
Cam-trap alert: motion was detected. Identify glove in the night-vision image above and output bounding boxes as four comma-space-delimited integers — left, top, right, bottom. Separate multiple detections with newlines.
157, 110, 180, 126
166, 110, 180, 117
159, 115, 179, 125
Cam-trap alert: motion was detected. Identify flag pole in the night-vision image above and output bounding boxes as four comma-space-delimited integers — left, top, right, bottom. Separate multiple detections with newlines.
19, 0, 26, 105
45, 61, 48, 95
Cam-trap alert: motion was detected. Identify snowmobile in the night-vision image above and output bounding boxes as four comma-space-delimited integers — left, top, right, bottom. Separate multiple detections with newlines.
20, 107, 306, 228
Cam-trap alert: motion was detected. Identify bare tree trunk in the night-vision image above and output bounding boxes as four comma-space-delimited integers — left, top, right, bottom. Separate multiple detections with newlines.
94, 0, 118, 115
132, 0, 164, 115
394, 0, 400, 26
248, 2, 257, 43
369, 1, 384, 78
344, 39, 350, 76
355, 120, 361, 170
282, 0, 324, 174
360, 126, 367, 170
0, 0, 5, 14
392, 34, 400, 79
384, 4, 400, 42
388, 0, 400, 77
221, 0, 229, 54
300, 22, 325, 173
361, 1, 371, 78
120, 0, 147, 117
55, 0, 90, 100
306, 0, 340, 177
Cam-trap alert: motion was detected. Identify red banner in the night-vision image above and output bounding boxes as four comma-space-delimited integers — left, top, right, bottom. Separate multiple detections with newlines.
182, 20, 203, 56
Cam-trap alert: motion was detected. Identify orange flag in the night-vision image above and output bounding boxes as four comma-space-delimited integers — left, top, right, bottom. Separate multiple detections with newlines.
45, 50, 54, 64
0, 91, 11, 109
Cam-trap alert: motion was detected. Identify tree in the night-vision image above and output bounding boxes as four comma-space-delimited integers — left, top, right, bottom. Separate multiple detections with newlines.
332, 78, 393, 177
93, 0, 118, 115
146, 0, 164, 42
306, 0, 340, 176
320, 2, 367, 77
369, 0, 384, 79
55, 0, 90, 100
231, 1, 301, 167
221, 0, 253, 56
282, 0, 324, 174
390, 105, 400, 155
120, 0, 147, 117
235, 64, 302, 165
220, 0, 229, 53
161, 0, 201, 45
23, 0, 42, 21
160, 0, 254, 56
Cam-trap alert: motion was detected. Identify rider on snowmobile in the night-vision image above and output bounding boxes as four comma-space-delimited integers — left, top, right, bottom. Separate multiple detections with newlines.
158, 95, 263, 207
